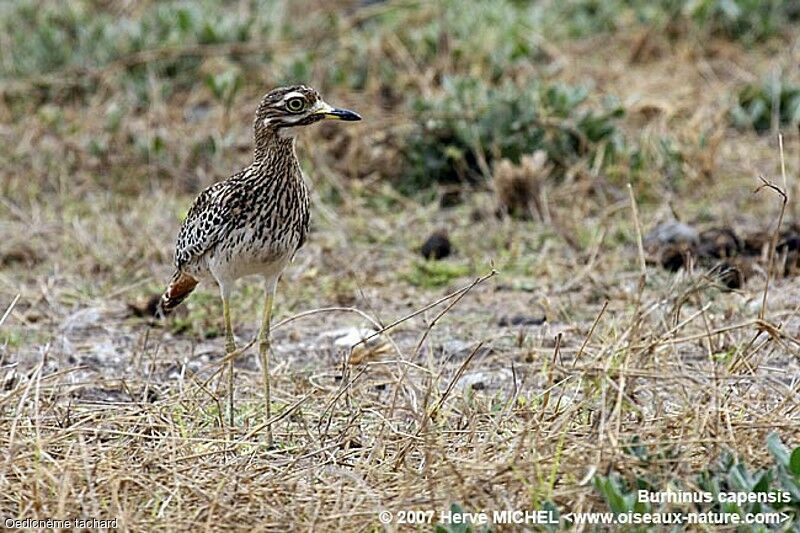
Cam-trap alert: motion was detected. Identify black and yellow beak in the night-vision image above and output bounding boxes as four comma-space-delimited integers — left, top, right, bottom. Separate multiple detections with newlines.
313, 101, 362, 121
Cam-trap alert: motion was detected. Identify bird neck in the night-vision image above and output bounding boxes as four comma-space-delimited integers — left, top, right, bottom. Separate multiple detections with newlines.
253, 129, 297, 166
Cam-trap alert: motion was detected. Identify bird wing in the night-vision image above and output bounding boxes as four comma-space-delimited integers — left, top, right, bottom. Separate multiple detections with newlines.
174, 179, 243, 269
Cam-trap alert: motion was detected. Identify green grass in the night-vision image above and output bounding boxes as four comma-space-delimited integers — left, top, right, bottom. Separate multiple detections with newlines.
403, 260, 472, 288
731, 79, 800, 133
402, 77, 625, 192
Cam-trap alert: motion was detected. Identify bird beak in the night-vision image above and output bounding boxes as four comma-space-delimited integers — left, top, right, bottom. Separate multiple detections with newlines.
313, 101, 362, 121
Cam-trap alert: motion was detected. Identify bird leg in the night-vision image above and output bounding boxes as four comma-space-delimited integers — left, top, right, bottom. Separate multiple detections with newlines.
257, 281, 276, 447
222, 296, 236, 430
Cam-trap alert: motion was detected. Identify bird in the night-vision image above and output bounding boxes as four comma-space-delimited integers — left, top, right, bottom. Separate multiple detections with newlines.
157, 85, 361, 444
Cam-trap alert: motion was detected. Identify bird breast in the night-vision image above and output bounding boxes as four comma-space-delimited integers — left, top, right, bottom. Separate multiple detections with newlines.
210, 224, 298, 280
212, 188, 309, 280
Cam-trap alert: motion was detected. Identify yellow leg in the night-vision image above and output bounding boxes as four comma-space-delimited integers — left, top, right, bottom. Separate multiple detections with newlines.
258, 283, 276, 447
223, 296, 236, 430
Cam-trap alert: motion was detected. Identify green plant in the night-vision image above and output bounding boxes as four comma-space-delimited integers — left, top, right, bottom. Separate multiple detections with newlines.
687, 0, 800, 42
401, 77, 624, 193
403, 260, 471, 289
593, 434, 800, 526
730, 80, 800, 133
544, 0, 799, 42
694, 435, 800, 523
205, 69, 243, 123
0, 1, 264, 78
593, 474, 652, 515
548, 0, 680, 38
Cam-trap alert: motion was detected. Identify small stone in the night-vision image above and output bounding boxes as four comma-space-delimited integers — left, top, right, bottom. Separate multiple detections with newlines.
319, 327, 391, 365
712, 260, 747, 290
439, 188, 463, 208
644, 220, 699, 250
127, 294, 162, 318
421, 231, 452, 260
498, 315, 546, 327
697, 227, 742, 259
658, 244, 692, 272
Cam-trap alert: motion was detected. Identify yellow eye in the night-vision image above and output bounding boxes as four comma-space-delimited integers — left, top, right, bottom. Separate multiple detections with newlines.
286, 97, 305, 113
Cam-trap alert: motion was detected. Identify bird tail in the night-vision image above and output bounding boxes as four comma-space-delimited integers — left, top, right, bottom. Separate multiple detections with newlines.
157, 271, 198, 317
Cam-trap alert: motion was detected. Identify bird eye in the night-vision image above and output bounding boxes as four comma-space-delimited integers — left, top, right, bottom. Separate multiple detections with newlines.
286, 97, 306, 113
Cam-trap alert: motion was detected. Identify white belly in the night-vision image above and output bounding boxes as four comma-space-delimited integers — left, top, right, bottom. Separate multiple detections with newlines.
186, 219, 301, 290
207, 247, 292, 284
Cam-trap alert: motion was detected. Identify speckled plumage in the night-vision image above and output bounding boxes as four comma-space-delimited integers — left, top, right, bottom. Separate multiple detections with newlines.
158, 85, 358, 312
156, 85, 360, 438
170, 131, 309, 297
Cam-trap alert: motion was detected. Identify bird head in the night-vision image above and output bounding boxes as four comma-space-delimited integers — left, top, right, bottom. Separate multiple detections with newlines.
254, 85, 361, 138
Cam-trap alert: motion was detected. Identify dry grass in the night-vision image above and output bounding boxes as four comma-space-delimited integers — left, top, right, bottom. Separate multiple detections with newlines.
1, 1, 800, 530
2, 258, 799, 529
